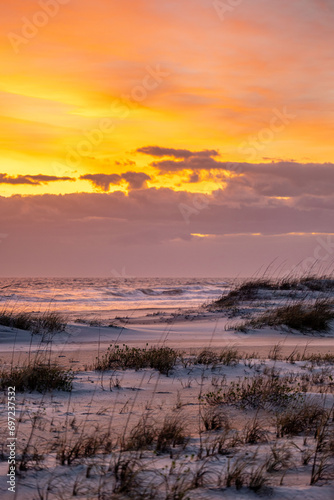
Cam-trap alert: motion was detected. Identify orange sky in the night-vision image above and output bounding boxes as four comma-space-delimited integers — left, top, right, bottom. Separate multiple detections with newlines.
1, 0, 333, 197
1, 0, 334, 276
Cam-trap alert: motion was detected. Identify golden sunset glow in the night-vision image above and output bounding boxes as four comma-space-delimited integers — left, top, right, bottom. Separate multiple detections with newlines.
1, 0, 333, 198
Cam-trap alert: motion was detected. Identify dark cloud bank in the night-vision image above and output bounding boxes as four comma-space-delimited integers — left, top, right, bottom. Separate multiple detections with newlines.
1, 148, 333, 275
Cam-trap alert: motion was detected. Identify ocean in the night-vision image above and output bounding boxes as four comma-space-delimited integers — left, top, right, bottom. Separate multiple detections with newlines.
0, 277, 233, 320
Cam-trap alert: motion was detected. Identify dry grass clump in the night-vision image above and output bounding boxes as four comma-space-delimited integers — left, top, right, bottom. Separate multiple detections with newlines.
275, 399, 329, 437
156, 414, 188, 453
302, 352, 334, 365
224, 457, 247, 489
223, 456, 269, 493
248, 299, 334, 333
0, 310, 32, 330
310, 409, 334, 484
32, 311, 67, 334
57, 428, 112, 465
209, 274, 334, 310
0, 360, 73, 392
109, 455, 148, 498
195, 348, 219, 366
95, 344, 178, 375
204, 372, 300, 410
195, 346, 240, 367
123, 414, 187, 454
242, 415, 268, 444
0, 308, 67, 333
266, 442, 293, 472
219, 346, 240, 366
201, 406, 230, 432
210, 279, 274, 308
298, 276, 334, 292
123, 415, 157, 451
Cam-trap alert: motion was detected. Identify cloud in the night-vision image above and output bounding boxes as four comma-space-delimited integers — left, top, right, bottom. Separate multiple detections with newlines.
222, 162, 334, 198
0, 173, 75, 185
2, 0, 334, 182
137, 146, 219, 159
115, 160, 136, 167
80, 171, 151, 191
1, 187, 333, 239
188, 173, 200, 183
121, 172, 150, 189
1, 188, 333, 276
151, 155, 221, 172
142, 150, 334, 199
80, 173, 122, 191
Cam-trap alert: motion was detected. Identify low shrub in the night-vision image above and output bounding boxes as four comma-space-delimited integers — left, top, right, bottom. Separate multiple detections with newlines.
195, 349, 219, 366
203, 372, 301, 410
302, 352, 334, 365
0, 311, 32, 330
195, 346, 240, 367
95, 344, 178, 376
0, 361, 73, 392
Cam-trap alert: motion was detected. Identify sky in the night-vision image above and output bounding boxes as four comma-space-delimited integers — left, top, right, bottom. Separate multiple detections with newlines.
0, 0, 333, 276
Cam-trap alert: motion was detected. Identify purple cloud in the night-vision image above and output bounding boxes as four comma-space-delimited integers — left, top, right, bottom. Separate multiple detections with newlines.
0, 173, 75, 185
137, 146, 219, 159
80, 172, 151, 191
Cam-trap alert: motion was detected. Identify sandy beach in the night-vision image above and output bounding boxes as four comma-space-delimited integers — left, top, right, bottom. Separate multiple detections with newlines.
1, 278, 334, 499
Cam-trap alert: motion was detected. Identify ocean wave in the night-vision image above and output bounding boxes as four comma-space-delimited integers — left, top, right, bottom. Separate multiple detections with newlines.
139, 288, 158, 296
161, 288, 183, 295
0, 277, 234, 315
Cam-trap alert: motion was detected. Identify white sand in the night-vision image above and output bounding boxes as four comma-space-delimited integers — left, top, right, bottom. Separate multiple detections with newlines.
0, 304, 334, 499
